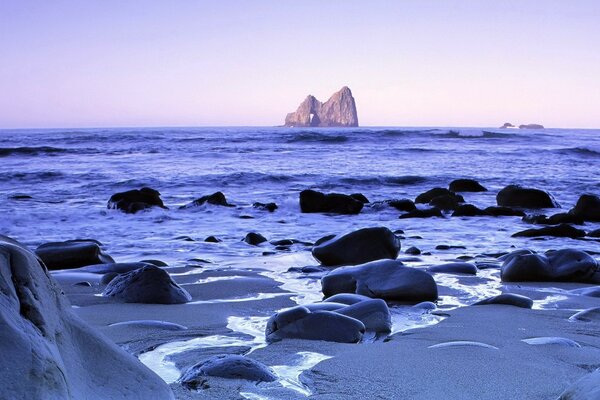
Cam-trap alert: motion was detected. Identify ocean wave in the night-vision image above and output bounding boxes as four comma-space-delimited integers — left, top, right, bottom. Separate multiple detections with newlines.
434, 130, 522, 139
338, 175, 428, 186
0, 171, 64, 182
555, 147, 600, 157
0, 146, 71, 157
285, 132, 349, 144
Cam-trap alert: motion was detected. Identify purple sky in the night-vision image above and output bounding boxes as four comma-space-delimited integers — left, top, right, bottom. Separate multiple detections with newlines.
1, 1, 599, 128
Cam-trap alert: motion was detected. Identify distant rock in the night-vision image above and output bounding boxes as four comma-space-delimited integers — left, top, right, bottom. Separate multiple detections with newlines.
108, 187, 167, 214
499, 122, 515, 129
519, 124, 544, 129
284, 86, 359, 127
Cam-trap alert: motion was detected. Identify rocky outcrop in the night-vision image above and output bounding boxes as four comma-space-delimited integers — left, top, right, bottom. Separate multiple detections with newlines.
499, 122, 515, 128
284, 86, 358, 127
0, 235, 173, 399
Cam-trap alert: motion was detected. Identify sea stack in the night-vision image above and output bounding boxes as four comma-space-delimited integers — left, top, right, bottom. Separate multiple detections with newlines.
284, 86, 358, 127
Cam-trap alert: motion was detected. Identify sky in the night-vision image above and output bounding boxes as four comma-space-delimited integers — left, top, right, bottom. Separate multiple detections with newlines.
1, 1, 599, 129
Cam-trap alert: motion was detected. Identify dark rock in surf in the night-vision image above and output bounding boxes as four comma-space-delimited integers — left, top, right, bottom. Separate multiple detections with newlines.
522, 213, 584, 225
415, 188, 464, 204
321, 259, 438, 303
179, 355, 276, 388
253, 202, 278, 212
405, 246, 421, 255
512, 223, 586, 239
180, 191, 233, 209
449, 179, 487, 192
312, 227, 400, 266
107, 187, 167, 214
385, 199, 417, 212
501, 249, 598, 283
102, 265, 191, 304
350, 193, 370, 203
204, 236, 221, 243
484, 206, 526, 217
428, 262, 477, 275
496, 185, 559, 209
429, 194, 463, 211
399, 208, 444, 219
35, 240, 115, 270
569, 194, 600, 222
452, 204, 490, 217
299, 189, 363, 214
472, 293, 533, 309
243, 232, 268, 246
588, 229, 600, 238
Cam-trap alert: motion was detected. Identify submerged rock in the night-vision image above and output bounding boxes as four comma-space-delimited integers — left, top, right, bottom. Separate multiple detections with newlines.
253, 202, 278, 212
429, 194, 463, 211
312, 227, 401, 266
512, 223, 586, 239
243, 232, 268, 246
0, 235, 173, 399
35, 239, 114, 270
501, 249, 598, 283
384, 198, 417, 212
284, 86, 359, 127
415, 188, 464, 204
452, 204, 490, 217
570, 194, 600, 222
299, 189, 363, 214
496, 185, 559, 209
107, 187, 167, 213
321, 259, 438, 303
449, 179, 487, 192
102, 265, 191, 304
179, 355, 276, 389
180, 191, 233, 209
398, 208, 444, 219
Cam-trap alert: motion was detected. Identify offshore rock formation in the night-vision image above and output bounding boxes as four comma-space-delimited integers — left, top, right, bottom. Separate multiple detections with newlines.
284, 86, 358, 127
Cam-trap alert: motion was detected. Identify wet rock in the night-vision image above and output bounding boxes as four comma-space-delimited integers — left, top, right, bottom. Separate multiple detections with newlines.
435, 245, 466, 250
350, 193, 369, 203
180, 191, 233, 208
266, 306, 365, 343
102, 265, 191, 304
522, 337, 580, 347
512, 223, 586, 239
175, 235, 195, 242
299, 189, 363, 214
472, 293, 533, 308
141, 259, 168, 267
496, 185, 559, 209
324, 293, 373, 305
35, 239, 115, 270
428, 262, 477, 275
398, 208, 443, 219
80, 262, 152, 274
385, 199, 417, 212
570, 194, 600, 222
452, 204, 490, 217
522, 213, 584, 225
415, 188, 463, 204
253, 202, 278, 212
179, 355, 276, 389
501, 249, 598, 283
558, 368, 600, 399
449, 179, 487, 192
100, 272, 119, 285
107, 187, 167, 214
484, 206, 526, 217
321, 259, 438, 303
405, 246, 421, 255
287, 265, 327, 273
243, 232, 268, 246
312, 227, 401, 266
429, 194, 462, 211
335, 298, 392, 332
0, 235, 174, 399
204, 236, 221, 243
588, 229, 600, 238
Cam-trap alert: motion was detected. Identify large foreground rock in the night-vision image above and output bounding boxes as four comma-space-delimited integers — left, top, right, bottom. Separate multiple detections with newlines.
107, 187, 167, 213
496, 185, 559, 208
300, 189, 364, 214
321, 259, 438, 303
102, 264, 192, 304
284, 86, 358, 127
35, 239, 114, 270
559, 368, 600, 399
179, 355, 276, 389
312, 227, 400, 266
501, 249, 599, 283
0, 235, 173, 399
570, 194, 600, 222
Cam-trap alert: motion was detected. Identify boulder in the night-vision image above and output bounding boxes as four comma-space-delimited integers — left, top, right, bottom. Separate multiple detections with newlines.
204, 235, 221, 243
496, 185, 559, 209
335, 298, 392, 332
284, 86, 359, 127
429, 194, 462, 211
405, 246, 421, 255
321, 259, 438, 303
180, 191, 232, 209
472, 294, 533, 308
312, 227, 400, 266
570, 194, 600, 222
179, 355, 276, 389
35, 239, 114, 270
428, 262, 477, 275
415, 188, 464, 204
299, 189, 363, 214
0, 235, 173, 399
512, 223, 586, 239
102, 265, 191, 304
452, 204, 490, 217
398, 208, 444, 219
501, 249, 598, 283
449, 179, 487, 192
350, 193, 369, 203
107, 187, 167, 213
253, 202, 278, 212
385, 199, 417, 212
265, 306, 365, 343
243, 232, 268, 246
484, 206, 526, 217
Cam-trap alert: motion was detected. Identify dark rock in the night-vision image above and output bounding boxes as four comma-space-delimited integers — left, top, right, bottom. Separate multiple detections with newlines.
588, 229, 600, 238
266, 306, 365, 343
472, 293, 533, 308
523, 213, 584, 225
253, 202, 278, 212
271, 239, 295, 246
35, 240, 115, 270
204, 236, 221, 243
243, 232, 267, 246
239, 215, 254, 219
324, 293, 372, 305
9, 194, 32, 200
398, 208, 443, 219
80, 262, 151, 274
452, 204, 490, 217
180, 191, 232, 209
321, 259, 438, 303
275, 246, 290, 251
284, 86, 359, 127
405, 246, 421, 255
415, 188, 463, 204
386, 199, 417, 212
179, 355, 276, 389
449, 179, 487, 192
570, 194, 600, 222
484, 206, 526, 217
496, 185, 559, 209
335, 298, 392, 332
429, 194, 462, 211
100, 272, 119, 285
102, 265, 191, 304
428, 262, 477, 275
175, 235, 195, 242
512, 223, 586, 239
569, 307, 600, 322
299, 189, 363, 214
435, 245, 466, 250
107, 187, 167, 214
350, 193, 369, 203
314, 234, 337, 246
287, 265, 327, 273
312, 227, 401, 266
501, 249, 598, 283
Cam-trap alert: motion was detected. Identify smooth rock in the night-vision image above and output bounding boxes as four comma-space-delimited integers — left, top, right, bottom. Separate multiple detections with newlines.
452, 204, 490, 217
523, 213, 584, 225
350, 193, 369, 203
449, 179, 487, 192
204, 236, 221, 243
385, 199, 417, 212
405, 246, 421, 255
35, 239, 114, 270
570, 194, 600, 222
415, 188, 464, 204
428, 262, 477, 275
107, 187, 167, 213
180, 191, 233, 208
512, 223, 586, 239
569, 307, 600, 322
484, 206, 526, 217
179, 355, 276, 389
472, 293, 533, 308
335, 298, 392, 332
496, 185, 559, 208
300, 189, 363, 214
243, 232, 268, 246
501, 249, 598, 283
399, 208, 443, 219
